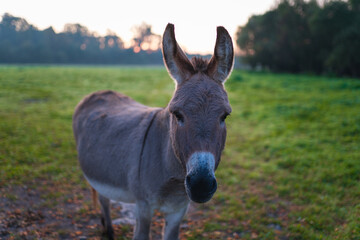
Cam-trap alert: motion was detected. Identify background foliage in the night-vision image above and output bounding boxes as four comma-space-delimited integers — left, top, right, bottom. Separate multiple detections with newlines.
236, 0, 360, 77
0, 13, 163, 64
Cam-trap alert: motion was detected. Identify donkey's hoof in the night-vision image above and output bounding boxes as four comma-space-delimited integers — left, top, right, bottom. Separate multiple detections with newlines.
100, 216, 105, 228
102, 229, 114, 240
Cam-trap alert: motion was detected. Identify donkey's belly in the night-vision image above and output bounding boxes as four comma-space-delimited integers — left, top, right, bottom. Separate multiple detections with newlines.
85, 175, 136, 203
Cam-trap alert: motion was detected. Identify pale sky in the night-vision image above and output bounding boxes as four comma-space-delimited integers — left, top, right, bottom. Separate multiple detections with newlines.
1, 0, 276, 54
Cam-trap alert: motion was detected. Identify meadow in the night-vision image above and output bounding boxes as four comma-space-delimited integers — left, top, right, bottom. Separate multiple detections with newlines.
0, 66, 359, 239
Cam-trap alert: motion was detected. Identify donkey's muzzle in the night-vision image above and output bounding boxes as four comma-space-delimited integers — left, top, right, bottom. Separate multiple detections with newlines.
185, 152, 217, 203
185, 172, 217, 203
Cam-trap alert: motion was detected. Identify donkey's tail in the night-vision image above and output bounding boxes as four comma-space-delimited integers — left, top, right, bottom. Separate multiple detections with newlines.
91, 186, 98, 209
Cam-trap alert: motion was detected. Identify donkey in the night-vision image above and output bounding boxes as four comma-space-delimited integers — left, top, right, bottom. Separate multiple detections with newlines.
72, 23, 233, 240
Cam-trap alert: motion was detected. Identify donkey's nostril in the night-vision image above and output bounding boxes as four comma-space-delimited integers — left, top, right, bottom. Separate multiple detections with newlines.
210, 178, 217, 193
186, 175, 191, 185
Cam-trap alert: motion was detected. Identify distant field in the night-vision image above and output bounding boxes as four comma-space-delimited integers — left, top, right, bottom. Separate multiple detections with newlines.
0, 66, 359, 239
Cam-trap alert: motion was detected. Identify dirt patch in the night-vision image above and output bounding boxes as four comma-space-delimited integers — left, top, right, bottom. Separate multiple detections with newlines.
0, 178, 295, 239
0, 182, 209, 239
1, 183, 103, 239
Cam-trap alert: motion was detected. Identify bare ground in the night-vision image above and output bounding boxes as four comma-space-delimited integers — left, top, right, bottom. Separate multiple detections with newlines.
0, 178, 292, 240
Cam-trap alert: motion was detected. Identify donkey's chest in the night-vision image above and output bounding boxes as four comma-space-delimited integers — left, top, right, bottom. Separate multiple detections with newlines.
155, 178, 189, 214
157, 195, 189, 214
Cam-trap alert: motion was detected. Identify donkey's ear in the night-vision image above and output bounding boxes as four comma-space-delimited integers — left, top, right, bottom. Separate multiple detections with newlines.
162, 23, 195, 85
207, 26, 234, 83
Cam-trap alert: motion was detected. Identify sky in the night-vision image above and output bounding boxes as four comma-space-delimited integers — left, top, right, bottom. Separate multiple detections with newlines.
1, 0, 276, 54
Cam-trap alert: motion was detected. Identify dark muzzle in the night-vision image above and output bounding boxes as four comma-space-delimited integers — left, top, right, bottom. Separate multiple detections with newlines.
185, 152, 217, 203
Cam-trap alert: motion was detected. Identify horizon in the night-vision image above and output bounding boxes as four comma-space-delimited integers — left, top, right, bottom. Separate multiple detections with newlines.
1, 0, 276, 55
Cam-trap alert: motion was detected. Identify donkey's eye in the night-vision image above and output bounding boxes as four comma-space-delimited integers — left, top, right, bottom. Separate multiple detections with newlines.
220, 113, 229, 123
173, 111, 184, 125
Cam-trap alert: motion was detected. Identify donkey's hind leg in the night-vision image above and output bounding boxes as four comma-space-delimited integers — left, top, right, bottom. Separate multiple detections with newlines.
98, 194, 114, 240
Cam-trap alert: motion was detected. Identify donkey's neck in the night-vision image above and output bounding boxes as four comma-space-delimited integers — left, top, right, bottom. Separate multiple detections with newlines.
151, 108, 186, 180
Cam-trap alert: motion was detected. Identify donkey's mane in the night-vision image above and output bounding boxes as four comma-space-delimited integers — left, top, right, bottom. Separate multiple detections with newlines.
190, 57, 209, 72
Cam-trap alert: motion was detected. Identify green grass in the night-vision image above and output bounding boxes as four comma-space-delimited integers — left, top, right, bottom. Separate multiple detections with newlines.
0, 66, 359, 239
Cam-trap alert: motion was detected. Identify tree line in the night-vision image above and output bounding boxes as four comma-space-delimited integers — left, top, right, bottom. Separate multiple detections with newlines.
0, 13, 163, 64
2, 2, 359, 78
237, 0, 360, 77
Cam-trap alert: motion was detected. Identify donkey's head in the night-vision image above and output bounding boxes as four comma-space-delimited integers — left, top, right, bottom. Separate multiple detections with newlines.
162, 24, 233, 203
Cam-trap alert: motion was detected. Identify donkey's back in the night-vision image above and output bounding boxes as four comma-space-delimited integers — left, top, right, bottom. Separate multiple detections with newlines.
73, 90, 160, 202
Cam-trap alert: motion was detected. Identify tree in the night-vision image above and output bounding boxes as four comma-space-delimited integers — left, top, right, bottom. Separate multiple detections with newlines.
131, 22, 160, 52
309, 0, 354, 73
325, 14, 360, 77
0, 13, 36, 32
237, 0, 319, 72
237, 0, 360, 77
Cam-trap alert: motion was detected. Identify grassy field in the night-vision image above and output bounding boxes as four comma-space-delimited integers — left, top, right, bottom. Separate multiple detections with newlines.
0, 66, 359, 239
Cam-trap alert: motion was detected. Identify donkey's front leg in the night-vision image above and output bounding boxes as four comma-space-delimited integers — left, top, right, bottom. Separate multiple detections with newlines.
163, 206, 187, 240
133, 201, 152, 240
